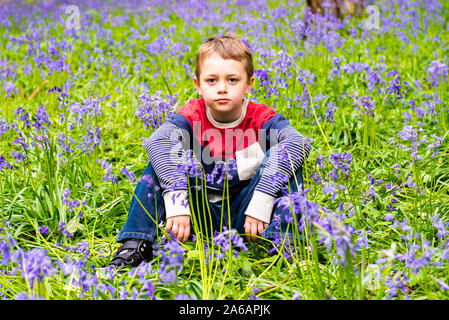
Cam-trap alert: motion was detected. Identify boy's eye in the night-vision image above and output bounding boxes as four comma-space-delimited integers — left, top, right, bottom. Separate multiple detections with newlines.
205, 78, 238, 84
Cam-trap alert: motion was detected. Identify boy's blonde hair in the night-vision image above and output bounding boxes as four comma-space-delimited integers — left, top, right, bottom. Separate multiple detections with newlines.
195, 34, 254, 83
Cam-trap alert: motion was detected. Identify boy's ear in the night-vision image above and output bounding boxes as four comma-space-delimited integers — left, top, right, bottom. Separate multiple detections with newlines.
245, 76, 255, 95
193, 76, 203, 96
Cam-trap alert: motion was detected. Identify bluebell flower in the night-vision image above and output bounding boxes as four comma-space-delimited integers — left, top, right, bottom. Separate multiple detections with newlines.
0, 156, 13, 171
316, 155, 328, 168
386, 69, 402, 100
135, 89, 177, 130
430, 214, 449, 240
121, 165, 136, 183
154, 236, 185, 284
324, 102, 336, 123
322, 183, 337, 201
353, 95, 376, 117
426, 134, 444, 157
97, 158, 118, 183
426, 60, 448, 88
14, 107, 31, 127
33, 105, 51, 132
58, 221, 73, 237
38, 225, 49, 235
434, 277, 449, 290
15, 292, 43, 300
0, 239, 11, 265
355, 230, 370, 250
398, 125, 418, 142
360, 187, 376, 205
11, 247, 57, 289
175, 293, 197, 300
141, 280, 156, 298
310, 172, 322, 184
316, 216, 355, 267
213, 227, 248, 260
3, 80, 17, 96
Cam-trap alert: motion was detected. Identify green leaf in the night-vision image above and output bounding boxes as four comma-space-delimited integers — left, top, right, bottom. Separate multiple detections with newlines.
66, 216, 85, 234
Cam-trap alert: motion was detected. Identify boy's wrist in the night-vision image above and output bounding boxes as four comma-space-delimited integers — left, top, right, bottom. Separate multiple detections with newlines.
163, 190, 191, 218
244, 191, 276, 224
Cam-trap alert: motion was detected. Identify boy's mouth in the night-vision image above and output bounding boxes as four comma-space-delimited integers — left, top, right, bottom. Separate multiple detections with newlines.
216, 99, 230, 103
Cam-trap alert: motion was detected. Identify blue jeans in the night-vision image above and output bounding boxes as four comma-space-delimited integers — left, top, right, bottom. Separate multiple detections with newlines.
116, 150, 303, 244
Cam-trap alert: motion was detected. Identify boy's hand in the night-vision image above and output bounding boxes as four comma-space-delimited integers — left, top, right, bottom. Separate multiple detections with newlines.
165, 215, 190, 243
244, 216, 269, 242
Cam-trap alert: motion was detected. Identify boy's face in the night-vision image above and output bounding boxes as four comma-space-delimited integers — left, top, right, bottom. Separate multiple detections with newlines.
194, 52, 254, 123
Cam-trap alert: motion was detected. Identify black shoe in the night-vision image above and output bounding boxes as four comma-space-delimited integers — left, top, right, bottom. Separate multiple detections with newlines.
109, 239, 153, 270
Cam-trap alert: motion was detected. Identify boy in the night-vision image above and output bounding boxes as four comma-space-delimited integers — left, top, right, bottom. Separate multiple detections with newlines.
109, 34, 311, 269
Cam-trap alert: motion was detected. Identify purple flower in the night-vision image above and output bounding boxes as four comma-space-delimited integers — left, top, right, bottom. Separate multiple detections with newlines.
310, 172, 322, 184
0, 156, 13, 171
430, 214, 449, 240
33, 105, 51, 132
322, 183, 337, 201
58, 221, 73, 238
15, 292, 43, 300
61, 188, 80, 213
121, 165, 136, 183
426, 60, 448, 87
11, 150, 26, 162
292, 293, 301, 300
400, 220, 412, 232
398, 125, 418, 142
97, 158, 118, 183
254, 69, 273, 98
175, 293, 197, 300
383, 274, 408, 299
386, 69, 402, 100
426, 134, 444, 157
38, 225, 49, 235
434, 278, 449, 290
135, 89, 177, 130
0, 116, 9, 136
0, 239, 11, 265
329, 151, 352, 175
361, 187, 376, 204
13, 107, 31, 127
141, 280, 156, 298
324, 102, 336, 123
173, 150, 202, 185
62, 188, 71, 201
316, 216, 355, 267
353, 95, 376, 117
154, 236, 185, 284
139, 174, 153, 186
212, 227, 248, 260
355, 230, 370, 250
316, 155, 328, 168
3, 80, 16, 95
11, 247, 57, 289
332, 57, 341, 67
365, 69, 385, 94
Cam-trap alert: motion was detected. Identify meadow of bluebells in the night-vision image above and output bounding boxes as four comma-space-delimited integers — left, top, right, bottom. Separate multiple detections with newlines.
1, 0, 449, 300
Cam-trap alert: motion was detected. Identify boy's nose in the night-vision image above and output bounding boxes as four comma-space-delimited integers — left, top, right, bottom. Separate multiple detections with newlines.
217, 81, 227, 93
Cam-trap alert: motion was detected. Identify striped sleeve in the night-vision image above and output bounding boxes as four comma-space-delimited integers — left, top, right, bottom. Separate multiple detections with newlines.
244, 125, 310, 223
142, 122, 191, 218
255, 124, 311, 196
